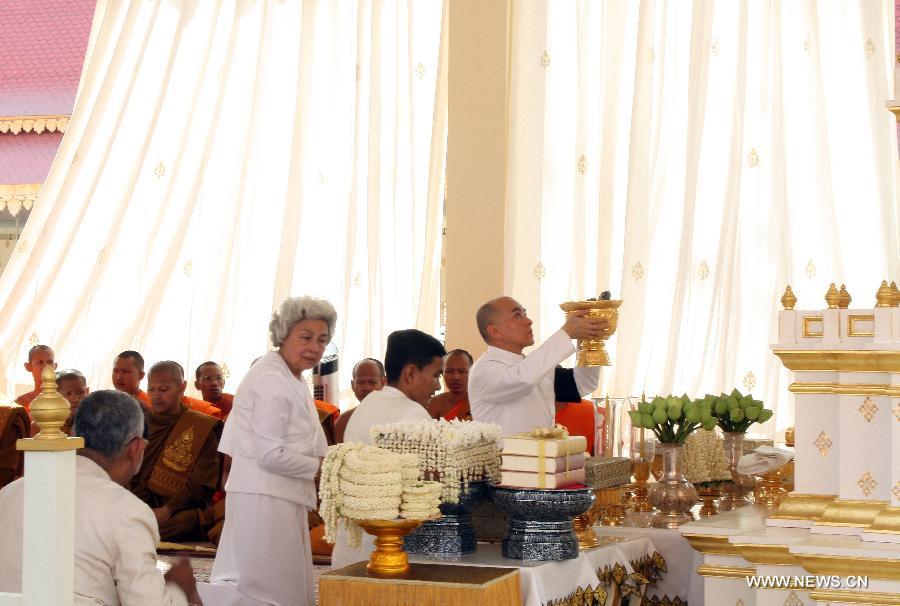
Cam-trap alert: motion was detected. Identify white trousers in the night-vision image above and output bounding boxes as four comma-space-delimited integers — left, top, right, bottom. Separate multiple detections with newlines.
207, 493, 314, 606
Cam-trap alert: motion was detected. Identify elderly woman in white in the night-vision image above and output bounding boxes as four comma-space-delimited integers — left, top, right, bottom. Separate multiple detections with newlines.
206, 296, 333, 606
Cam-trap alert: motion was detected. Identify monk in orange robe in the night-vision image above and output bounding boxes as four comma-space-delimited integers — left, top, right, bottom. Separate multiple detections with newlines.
129, 361, 222, 542
335, 358, 386, 443
15, 344, 56, 415
112, 350, 150, 409
0, 402, 29, 489
194, 361, 233, 419
427, 349, 473, 421
555, 399, 599, 456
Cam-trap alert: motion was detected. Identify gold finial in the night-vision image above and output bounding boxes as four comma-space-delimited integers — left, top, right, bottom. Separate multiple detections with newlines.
29, 365, 71, 440
891, 281, 899, 307
837, 284, 852, 309
824, 283, 840, 309
875, 280, 893, 307
780, 285, 797, 310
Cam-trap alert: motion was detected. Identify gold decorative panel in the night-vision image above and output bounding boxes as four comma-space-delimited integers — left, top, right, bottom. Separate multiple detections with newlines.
848, 314, 875, 337
858, 397, 878, 422
858, 472, 877, 497
783, 591, 803, 606
802, 316, 824, 338
814, 431, 832, 456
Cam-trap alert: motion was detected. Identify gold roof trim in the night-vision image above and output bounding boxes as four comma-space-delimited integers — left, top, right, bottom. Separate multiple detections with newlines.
772, 350, 900, 373
0, 115, 69, 135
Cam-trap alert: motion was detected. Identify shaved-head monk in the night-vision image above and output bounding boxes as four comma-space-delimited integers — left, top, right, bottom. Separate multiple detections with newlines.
112, 351, 149, 409
15, 345, 56, 414
55, 369, 89, 436
427, 349, 473, 421
334, 358, 386, 443
468, 296, 607, 435
195, 362, 233, 419
129, 361, 222, 542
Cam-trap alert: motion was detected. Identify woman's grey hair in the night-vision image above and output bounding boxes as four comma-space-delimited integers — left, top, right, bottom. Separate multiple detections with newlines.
72, 390, 145, 459
269, 296, 337, 347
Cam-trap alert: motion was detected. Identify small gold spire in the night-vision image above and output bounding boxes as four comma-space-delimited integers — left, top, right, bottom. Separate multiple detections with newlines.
891, 281, 899, 307
29, 366, 71, 440
875, 280, 893, 307
824, 283, 840, 309
780, 285, 797, 310
837, 284, 851, 309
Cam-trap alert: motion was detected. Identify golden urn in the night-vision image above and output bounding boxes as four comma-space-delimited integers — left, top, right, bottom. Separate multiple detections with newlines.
358, 519, 422, 577
559, 299, 622, 367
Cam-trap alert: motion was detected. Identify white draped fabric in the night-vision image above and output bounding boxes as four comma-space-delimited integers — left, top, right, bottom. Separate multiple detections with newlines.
0, 0, 446, 399
506, 0, 899, 434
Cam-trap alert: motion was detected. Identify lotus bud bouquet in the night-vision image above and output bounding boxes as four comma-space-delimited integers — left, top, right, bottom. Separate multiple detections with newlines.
628, 394, 717, 444
697, 389, 774, 433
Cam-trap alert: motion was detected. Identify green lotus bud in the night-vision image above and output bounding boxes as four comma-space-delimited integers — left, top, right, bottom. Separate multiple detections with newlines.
641, 413, 655, 428
652, 407, 668, 425
667, 395, 681, 407
727, 397, 740, 410
752, 399, 764, 409
744, 406, 760, 421
730, 388, 742, 399
681, 393, 691, 404
685, 407, 701, 423
652, 397, 667, 410
700, 410, 713, 423
740, 395, 753, 408
729, 407, 745, 422
667, 405, 682, 421
714, 399, 728, 415
757, 409, 774, 423
698, 399, 713, 411
638, 401, 653, 414
628, 410, 643, 425
701, 417, 717, 431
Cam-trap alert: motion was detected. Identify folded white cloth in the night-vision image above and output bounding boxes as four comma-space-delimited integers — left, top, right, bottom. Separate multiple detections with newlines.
736, 446, 794, 475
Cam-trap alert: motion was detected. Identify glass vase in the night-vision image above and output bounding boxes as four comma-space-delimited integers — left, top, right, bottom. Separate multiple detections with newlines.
719, 432, 755, 511
648, 443, 697, 528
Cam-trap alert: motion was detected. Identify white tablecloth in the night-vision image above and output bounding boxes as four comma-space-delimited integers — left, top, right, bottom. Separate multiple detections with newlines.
410, 533, 666, 606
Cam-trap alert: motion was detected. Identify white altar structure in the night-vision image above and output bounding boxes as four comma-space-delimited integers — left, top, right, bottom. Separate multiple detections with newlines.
681, 281, 900, 606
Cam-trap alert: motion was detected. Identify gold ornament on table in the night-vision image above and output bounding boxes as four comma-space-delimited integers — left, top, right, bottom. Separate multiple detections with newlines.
875, 280, 893, 307
753, 463, 791, 509
572, 512, 600, 550
784, 427, 795, 447
780, 285, 797, 310
560, 292, 622, 367
824, 283, 840, 309
837, 284, 852, 309
358, 519, 423, 577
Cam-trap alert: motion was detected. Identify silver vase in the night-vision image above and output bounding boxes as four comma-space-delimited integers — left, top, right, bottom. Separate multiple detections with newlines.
648, 443, 697, 528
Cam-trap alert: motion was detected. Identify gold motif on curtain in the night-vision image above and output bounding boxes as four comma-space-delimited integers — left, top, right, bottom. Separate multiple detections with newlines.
711, 39, 719, 56
747, 148, 759, 168
415, 62, 426, 80
803, 37, 812, 54
154, 162, 166, 178
220, 364, 230, 379
858, 397, 877, 422
742, 371, 756, 392
534, 262, 546, 280
16, 240, 29, 255
815, 431, 832, 455
355, 63, 361, 81
541, 50, 551, 68
698, 261, 709, 281
28, 332, 39, 347
857, 471, 877, 497
805, 259, 816, 279
577, 155, 587, 175
632, 262, 644, 281
864, 38, 875, 58
648, 48, 655, 62
183, 260, 193, 277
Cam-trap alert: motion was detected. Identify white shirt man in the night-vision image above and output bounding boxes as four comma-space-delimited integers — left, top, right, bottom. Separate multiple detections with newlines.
331, 329, 445, 570
0, 391, 195, 606
469, 297, 605, 436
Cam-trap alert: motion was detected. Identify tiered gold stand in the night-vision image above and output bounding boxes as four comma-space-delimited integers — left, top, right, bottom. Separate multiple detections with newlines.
559, 300, 622, 366
754, 463, 791, 509
572, 513, 600, 550
358, 519, 423, 577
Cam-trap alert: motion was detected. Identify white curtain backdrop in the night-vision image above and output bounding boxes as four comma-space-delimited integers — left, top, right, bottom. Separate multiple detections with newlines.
0, 0, 446, 402
506, 0, 899, 435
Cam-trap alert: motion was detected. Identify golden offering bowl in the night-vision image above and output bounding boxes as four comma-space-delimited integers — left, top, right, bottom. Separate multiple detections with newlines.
573, 513, 600, 550
559, 300, 623, 367
753, 464, 791, 509
357, 519, 423, 577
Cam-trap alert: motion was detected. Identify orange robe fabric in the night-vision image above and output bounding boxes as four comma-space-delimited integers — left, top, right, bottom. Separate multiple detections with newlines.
14, 390, 38, 416
555, 399, 598, 456
315, 400, 339, 420
133, 390, 151, 410
0, 404, 30, 489
206, 393, 233, 419
183, 396, 223, 420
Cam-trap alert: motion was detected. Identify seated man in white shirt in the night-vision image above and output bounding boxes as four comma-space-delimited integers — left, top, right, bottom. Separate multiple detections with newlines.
332, 328, 446, 568
0, 390, 200, 606
469, 296, 607, 436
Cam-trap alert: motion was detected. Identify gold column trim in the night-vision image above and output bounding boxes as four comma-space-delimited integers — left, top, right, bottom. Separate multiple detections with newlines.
772, 350, 900, 373
848, 314, 875, 337
809, 589, 900, 605
732, 543, 798, 566
682, 533, 742, 556
813, 499, 888, 528
796, 553, 900, 581
868, 506, 900, 535
0, 114, 69, 134
695, 564, 755, 579
802, 316, 824, 338
769, 493, 837, 521
788, 382, 900, 397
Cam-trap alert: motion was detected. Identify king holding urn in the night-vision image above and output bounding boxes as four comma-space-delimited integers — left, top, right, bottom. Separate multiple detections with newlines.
560, 292, 623, 367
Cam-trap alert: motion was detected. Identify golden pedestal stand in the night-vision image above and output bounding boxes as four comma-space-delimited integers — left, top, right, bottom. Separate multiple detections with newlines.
697, 487, 721, 518
358, 519, 422, 577
754, 463, 791, 509
572, 513, 600, 550
559, 300, 622, 366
